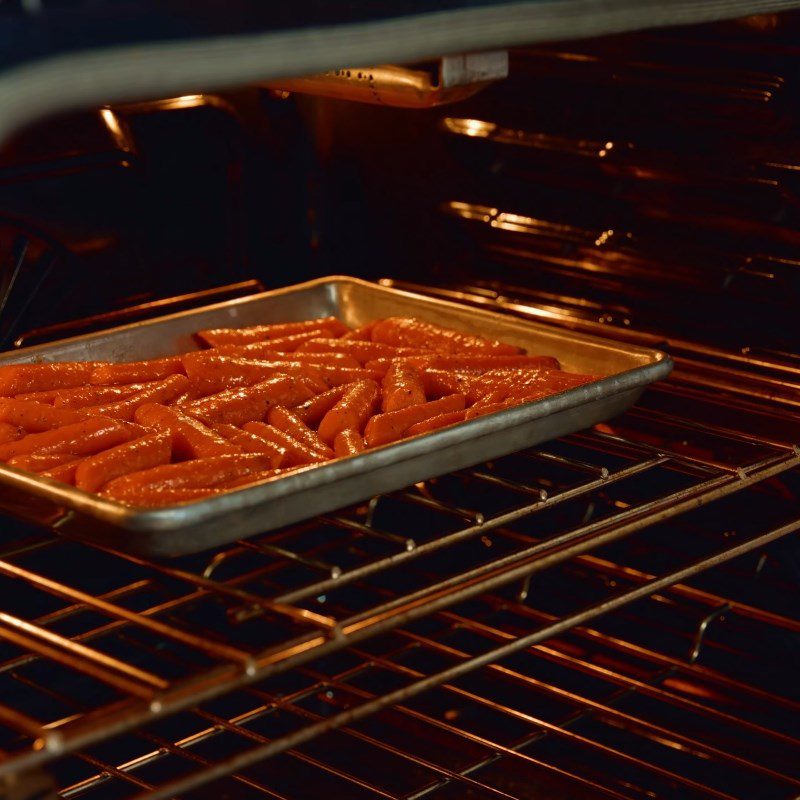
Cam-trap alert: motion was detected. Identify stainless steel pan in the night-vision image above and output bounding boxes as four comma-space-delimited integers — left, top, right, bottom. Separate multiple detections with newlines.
0, 276, 672, 556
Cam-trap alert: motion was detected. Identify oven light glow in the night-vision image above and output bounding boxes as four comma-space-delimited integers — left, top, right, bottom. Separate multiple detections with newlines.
444, 117, 497, 138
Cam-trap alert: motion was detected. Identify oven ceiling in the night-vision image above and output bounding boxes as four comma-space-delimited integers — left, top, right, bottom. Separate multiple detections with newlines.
1, 0, 800, 143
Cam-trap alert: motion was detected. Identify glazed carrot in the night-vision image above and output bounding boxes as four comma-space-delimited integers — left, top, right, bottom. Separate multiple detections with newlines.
341, 322, 377, 341
212, 329, 329, 354
402, 354, 560, 372
134, 403, 239, 459
419, 368, 474, 399
15, 389, 58, 403
0, 361, 103, 395
243, 422, 329, 467
195, 316, 349, 347
74, 431, 173, 493
314, 365, 383, 389
90, 356, 185, 385
53, 383, 154, 408
85, 375, 190, 421
405, 410, 467, 436
103, 486, 221, 507
0, 417, 136, 460
40, 458, 84, 485
298, 338, 402, 363
333, 429, 365, 457
371, 318, 521, 355
212, 423, 287, 466
180, 376, 311, 426
0, 399, 89, 432
220, 468, 287, 489
8, 451, 81, 472
267, 406, 334, 457
0, 422, 22, 445
292, 384, 349, 427
318, 380, 380, 445
181, 353, 325, 396
363, 394, 466, 447
465, 401, 515, 420
381, 361, 426, 413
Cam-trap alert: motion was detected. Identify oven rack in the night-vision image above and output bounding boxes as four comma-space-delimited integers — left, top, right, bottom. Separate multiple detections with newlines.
0, 384, 798, 796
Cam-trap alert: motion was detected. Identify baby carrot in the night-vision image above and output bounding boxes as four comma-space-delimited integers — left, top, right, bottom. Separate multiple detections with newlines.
333, 429, 365, 457
0, 422, 22, 445
419, 369, 474, 399
292, 384, 350, 427
85, 375, 190, 421
8, 451, 82, 472
314, 365, 383, 389
0, 399, 89, 432
405, 410, 467, 436
181, 376, 311, 427
212, 329, 328, 354
0, 417, 136, 460
134, 403, 239, 459
74, 431, 173, 493
371, 318, 521, 355
402, 355, 560, 372
318, 380, 379, 445
243, 422, 329, 467
195, 317, 349, 347
381, 361, 426, 413
53, 383, 153, 408
298, 338, 401, 363
90, 356, 185, 385
267, 406, 333, 457
40, 458, 84, 485
0, 361, 103, 395
341, 322, 377, 341
363, 394, 466, 447
212, 423, 287, 466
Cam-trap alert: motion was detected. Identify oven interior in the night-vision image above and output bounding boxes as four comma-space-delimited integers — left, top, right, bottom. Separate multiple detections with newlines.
1, 12, 799, 800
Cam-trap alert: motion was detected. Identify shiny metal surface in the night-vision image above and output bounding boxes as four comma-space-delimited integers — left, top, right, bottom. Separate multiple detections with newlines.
0, 276, 671, 557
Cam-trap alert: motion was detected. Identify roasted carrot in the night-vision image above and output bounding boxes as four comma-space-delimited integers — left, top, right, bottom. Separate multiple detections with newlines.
419, 368, 474, 399
333, 429, 365, 457
465, 401, 515, 420
292, 384, 349, 427
297, 338, 402, 363
220, 468, 287, 489
314, 365, 383, 389
371, 318, 521, 355
405, 410, 467, 436
267, 406, 333, 457
381, 361, 426, 413
134, 403, 239, 459
40, 458, 84, 485
0, 399, 89, 432
15, 389, 59, 403
8, 451, 81, 472
103, 486, 221, 507
402, 354, 560, 372
0, 417, 136, 460
90, 356, 185, 385
212, 423, 287, 466
195, 316, 349, 347
243, 422, 329, 467
180, 376, 311, 427
0, 361, 103, 395
0, 422, 23, 444
341, 322, 377, 341
74, 431, 173, 493
212, 329, 329, 354
318, 380, 380, 445
84, 375, 190, 421
363, 394, 466, 447
53, 383, 154, 408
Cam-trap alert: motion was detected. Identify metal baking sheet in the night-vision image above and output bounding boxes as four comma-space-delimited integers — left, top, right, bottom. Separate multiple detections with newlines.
0, 276, 672, 557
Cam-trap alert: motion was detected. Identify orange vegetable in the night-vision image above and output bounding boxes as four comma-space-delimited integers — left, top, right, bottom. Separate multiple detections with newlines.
195, 316, 349, 347
0, 361, 103, 395
318, 380, 380, 445
341, 322, 377, 341
465, 401, 515, 420
0, 422, 23, 445
333, 429, 365, 457
243, 422, 329, 467
405, 410, 467, 436
381, 361, 426, 413
40, 458, 84, 485
83, 375, 190, 421
402, 354, 560, 372
0, 417, 136, 460
371, 318, 521, 355
297, 338, 401, 363
8, 451, 82, 472
220, 468, 295, 490
364, 394, 466, 447
90, 356, 185, 385
212, 423, 287, 466
0, 399, 89, 432
53, 383, 154, 408
292, 384, 349, 427
74, 431, 173, 493
419, 369, 474, 399
134, 403, 239, 459
212, 328, 327, 353
267, 406, 333, 457
314, 365, 382, 389
180, 376, 311, 427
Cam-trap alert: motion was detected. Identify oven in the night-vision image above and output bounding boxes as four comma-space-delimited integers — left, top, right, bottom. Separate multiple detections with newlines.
0, 5, 799, 799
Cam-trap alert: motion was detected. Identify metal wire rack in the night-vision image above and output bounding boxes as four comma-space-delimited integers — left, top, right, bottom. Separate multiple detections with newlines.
0, 382, 798, 798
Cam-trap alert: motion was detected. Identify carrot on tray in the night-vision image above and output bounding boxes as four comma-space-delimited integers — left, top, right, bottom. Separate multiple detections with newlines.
0, 399, 89, 432
292, 384, 349, 427
243, 422, 329, 467
364, 394, 466, 447
40, 457, 84, 485
317, 380, 380, 446
297, 338, 401, 363
371, 317, 522, 355
0, 361, 104, 395
83, 374, 190, 421
53, 383, 155, 409
403, 354, 560, 372
381, 360, 426, 413
8, 450, 82, 473
195, 316, 349, 347
333, 429, 365, 457
74, 431, 173, 493
212, 423, 287, 466
267, 406, 333, 458
134, 403, 240, 459
0, 422, 23, 445
0, 417, 137, 460
405, 409, 467, 436
90, 356, 185, 385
